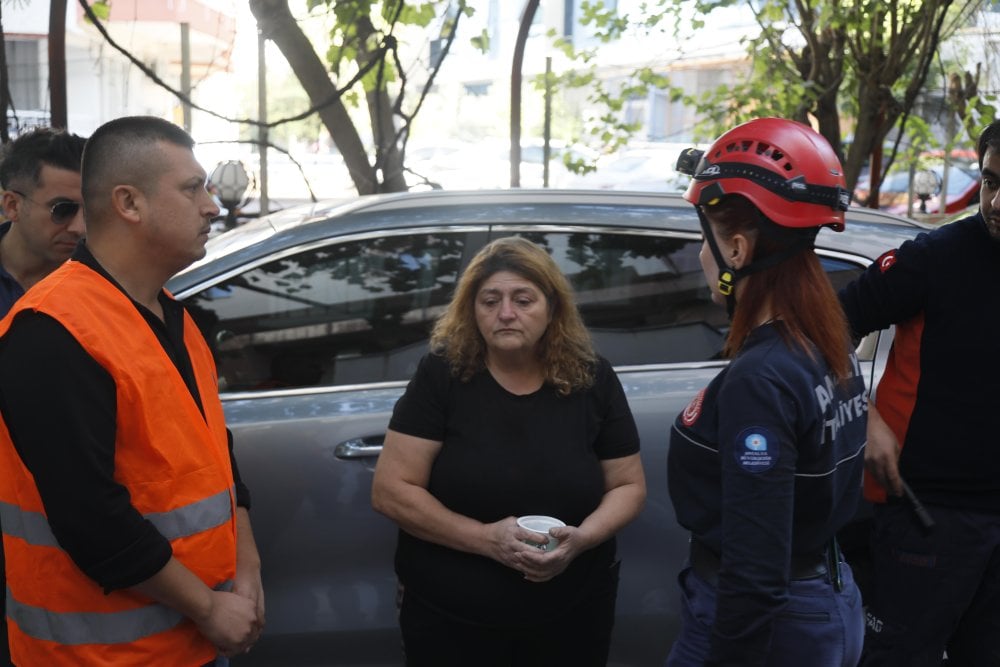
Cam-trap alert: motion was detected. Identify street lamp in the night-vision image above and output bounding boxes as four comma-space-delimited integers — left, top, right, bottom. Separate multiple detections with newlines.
210, 160, 250, 229
913, 168, 941, 215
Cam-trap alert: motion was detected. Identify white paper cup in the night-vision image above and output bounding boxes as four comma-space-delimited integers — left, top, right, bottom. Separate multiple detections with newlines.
517, 515, 566, 552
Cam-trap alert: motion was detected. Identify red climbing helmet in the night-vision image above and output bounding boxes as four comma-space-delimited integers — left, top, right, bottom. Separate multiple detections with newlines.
679, 118, 849, 231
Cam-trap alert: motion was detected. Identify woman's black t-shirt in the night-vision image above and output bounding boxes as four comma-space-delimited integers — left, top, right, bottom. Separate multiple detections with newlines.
388, 352, 640, 627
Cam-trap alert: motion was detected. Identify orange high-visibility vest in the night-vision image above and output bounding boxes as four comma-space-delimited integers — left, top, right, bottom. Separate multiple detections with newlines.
0, 260, 237, 666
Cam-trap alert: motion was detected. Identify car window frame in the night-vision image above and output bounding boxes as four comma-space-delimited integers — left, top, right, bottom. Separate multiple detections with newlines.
175, 222, 886, 400
173, 225, 491, 399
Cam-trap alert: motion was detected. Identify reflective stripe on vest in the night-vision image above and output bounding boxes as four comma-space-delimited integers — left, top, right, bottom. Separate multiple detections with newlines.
0, 488, 234, 644
0, 488, 233, 547
6, 579, 233, 646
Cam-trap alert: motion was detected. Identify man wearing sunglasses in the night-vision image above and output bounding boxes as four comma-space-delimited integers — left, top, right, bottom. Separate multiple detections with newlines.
0, 127, 87, 318
0, 126, 85, 666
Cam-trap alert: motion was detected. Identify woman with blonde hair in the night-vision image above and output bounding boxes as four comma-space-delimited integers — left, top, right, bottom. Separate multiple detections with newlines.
372, 236, 646, 666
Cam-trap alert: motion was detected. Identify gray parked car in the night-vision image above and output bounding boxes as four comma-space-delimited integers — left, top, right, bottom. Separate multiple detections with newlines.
166, 189, 929, 666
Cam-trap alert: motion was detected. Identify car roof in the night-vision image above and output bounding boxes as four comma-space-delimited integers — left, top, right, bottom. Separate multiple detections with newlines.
169, 189, 933, 293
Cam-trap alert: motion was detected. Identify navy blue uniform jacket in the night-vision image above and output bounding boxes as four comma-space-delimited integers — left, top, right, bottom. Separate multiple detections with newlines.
668, 323, 867, 664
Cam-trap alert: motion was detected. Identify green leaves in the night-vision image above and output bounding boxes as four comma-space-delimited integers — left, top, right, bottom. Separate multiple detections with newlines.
395, 2, 437, 27
470, 29, 490, 54
579, 0, 630, 42
548, 0, 980, 192
87, 1, 111, 22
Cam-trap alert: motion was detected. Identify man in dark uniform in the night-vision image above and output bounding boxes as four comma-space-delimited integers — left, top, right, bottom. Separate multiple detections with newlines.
840, 120, 1000, 666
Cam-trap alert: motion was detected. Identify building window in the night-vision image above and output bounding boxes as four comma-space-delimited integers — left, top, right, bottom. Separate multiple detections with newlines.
5, 39, 42, 112
464, 82, 491, 96
565, 0, 619, 46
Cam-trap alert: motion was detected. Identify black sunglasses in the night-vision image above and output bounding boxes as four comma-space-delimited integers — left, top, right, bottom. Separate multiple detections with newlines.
10, 189, 81, 225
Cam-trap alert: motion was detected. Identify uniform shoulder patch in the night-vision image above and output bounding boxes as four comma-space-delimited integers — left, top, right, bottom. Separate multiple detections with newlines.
734, 426, 778, 473
681, 388, 706, 427
877, 249, 897, 273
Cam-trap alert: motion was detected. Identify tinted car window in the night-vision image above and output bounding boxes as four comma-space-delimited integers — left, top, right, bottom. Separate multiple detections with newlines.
821, 255, 865, 294
513, 231, 728, 365
183, 232, 467, 391
511, 230, 869, 366
183, 227, 870, 392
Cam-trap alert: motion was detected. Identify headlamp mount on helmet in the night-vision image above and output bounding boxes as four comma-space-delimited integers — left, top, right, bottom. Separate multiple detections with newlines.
675, 148, 705, 178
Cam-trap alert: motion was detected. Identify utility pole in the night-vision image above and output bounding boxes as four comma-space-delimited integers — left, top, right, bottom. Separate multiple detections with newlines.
257, 27, 269, 216
180, 23, 192, 132
543, 56, 552, 188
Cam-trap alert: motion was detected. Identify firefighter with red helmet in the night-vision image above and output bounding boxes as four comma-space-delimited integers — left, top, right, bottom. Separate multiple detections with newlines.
666, 118, 866, 666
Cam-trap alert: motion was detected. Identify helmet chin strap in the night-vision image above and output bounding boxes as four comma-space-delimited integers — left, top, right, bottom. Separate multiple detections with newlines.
697, 208, 739, 318
696, 207, 817, 320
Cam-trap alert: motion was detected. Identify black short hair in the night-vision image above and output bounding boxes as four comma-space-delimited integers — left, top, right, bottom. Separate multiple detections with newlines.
81, 116, 195, 209
0, 127, 86, 191
978, 119, 1000, 170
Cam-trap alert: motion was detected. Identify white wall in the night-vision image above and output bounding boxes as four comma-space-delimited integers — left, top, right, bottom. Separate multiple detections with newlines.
4, 1, 238, 137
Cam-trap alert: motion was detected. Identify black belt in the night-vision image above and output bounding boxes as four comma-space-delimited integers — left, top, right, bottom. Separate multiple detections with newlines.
689, 538, 829, 588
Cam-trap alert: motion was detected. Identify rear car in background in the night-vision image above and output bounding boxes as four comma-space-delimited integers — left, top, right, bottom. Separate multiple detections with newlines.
854, 159, 980, 216
167, 190, 929, 666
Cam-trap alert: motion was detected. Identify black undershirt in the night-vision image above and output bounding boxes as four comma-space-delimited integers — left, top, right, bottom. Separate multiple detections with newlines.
0, 243, 250, 592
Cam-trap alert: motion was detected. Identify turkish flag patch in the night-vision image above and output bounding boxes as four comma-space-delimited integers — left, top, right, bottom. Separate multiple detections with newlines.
681, 388, 706, 427
877, 250, 897, 273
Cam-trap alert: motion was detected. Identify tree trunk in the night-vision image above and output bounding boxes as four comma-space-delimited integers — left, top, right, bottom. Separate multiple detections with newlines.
843, 1, 957, 199
249, 0, 379, 195
354, 15, 406, 192
785, 15, 851, 188
48, 0, 68, 129
510, 0, 540, 188
0, 3, 11, 143
844, 79, 889, 203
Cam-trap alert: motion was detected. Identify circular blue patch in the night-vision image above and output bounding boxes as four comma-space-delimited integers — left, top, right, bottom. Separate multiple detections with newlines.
734, 426, 777, 473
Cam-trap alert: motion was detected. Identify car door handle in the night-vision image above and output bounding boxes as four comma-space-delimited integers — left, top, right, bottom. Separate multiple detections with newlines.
333, 436, 385, 459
